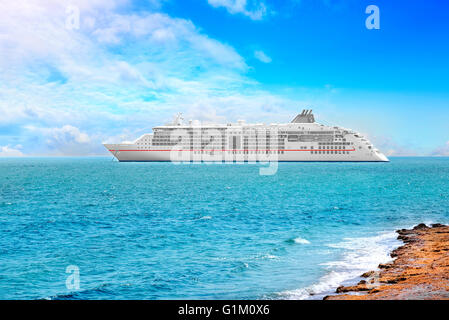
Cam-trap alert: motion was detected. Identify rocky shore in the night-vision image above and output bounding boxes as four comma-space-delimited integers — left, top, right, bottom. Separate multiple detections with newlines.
324, 223, 449, 300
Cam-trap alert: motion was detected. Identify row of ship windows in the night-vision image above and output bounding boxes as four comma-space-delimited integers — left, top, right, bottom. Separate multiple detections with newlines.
194, 151, 285, 154
151, 138, 284, 142
312, 151, 350, 154
153, 134, 284, 139
149, 146, 352, 150
134, 148, 352, 155
318, 142, 352, 145
188, 150, 351, 155
138, 146, 352, 150
155, 130, 337, 134
152, 134, 342, 139
150, 143, 288, 146
150, 135, 350, 139
144, 141, 352, 145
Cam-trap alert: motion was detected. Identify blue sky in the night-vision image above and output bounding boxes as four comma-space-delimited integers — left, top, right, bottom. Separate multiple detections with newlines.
0, 0, 448, 156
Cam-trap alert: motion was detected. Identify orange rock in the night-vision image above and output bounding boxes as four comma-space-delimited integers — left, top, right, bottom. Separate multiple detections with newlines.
325, 224, 449, 300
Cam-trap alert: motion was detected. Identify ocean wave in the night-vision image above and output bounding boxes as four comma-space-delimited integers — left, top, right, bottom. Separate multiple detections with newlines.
0, 202, 13, 207
293, 237, 311, 245
42, 283, 111, 300
260, 254, 278, 260
286, 237, 311, 245
277, 230, 401, 300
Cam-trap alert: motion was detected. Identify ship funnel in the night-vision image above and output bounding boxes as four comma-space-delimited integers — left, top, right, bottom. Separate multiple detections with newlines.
291, 109, 315, 123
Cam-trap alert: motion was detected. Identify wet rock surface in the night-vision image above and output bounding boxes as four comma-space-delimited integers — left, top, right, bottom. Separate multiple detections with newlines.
324, 224, 449, 300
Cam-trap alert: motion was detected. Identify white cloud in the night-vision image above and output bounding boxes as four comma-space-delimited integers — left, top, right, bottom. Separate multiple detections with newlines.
254, 50, 272, 63
207, 0, 268, 20
89, 12, 247, 70
24, 125, 102, 156
115, 61, 155, 88
48, 125, 91, 144
0, 146, 24, 157
368, 136, 418, 157
0, 1, 128, 68
151, 28, 176, 42
0, 0, 316, 156
431, 141, 449, 156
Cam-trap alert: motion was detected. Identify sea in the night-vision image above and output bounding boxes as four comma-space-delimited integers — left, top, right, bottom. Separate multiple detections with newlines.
1, 157, 448, 300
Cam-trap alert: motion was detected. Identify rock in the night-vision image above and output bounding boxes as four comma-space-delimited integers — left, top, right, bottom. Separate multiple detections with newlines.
324, 223, 449, 300
413, 223, 428, 230
336, 284, 369, 293
397, 229, 416, 235
361, 271, 375, 278
381, 277, 407, 284
397, 234, 418, 243
335, 286, 345, 293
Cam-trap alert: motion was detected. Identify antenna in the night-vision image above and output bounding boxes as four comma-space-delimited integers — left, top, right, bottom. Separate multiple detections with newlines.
172, 112, 183, 125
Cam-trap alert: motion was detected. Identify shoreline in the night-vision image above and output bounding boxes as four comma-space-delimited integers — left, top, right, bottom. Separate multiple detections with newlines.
324, 223, 449, 300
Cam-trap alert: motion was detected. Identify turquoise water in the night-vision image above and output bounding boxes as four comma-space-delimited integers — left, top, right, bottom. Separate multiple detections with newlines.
1, 157, 448, 300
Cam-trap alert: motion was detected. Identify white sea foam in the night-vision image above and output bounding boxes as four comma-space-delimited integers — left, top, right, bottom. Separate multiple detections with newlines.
278, 230, 401, 300
262, 254, 278, 260
293, 237, 310, 244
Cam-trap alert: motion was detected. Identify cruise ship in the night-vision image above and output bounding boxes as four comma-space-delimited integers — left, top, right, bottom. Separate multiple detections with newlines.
104, 110, 389, 162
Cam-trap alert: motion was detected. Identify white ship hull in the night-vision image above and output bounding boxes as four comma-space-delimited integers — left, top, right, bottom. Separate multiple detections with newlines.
104, 110, 389, 162
104, 146, 388, 162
